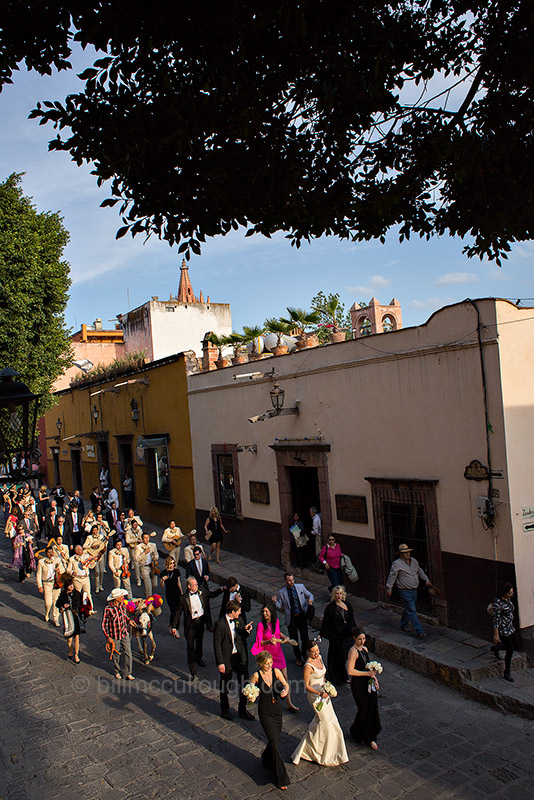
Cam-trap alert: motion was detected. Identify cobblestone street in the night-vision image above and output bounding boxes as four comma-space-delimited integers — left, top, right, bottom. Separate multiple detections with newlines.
1, 552, 533, 800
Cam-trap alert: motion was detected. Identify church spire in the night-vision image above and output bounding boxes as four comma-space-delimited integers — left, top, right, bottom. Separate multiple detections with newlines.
177, 258, 197, 303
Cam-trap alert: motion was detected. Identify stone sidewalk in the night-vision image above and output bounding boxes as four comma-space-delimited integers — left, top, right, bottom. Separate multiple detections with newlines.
174, 538, 534, 721
2, 528, 534, 800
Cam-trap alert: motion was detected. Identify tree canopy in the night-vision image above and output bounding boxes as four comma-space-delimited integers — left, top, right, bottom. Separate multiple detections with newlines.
0, 174, 72, 408
1, 2, 533, 264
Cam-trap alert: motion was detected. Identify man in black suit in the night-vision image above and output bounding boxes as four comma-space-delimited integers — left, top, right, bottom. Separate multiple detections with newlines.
171, 576, 212, 679
213, 599, 254, 721
185, 547, 211, 591
45, 500, 58, 540
65, 503, 84, 549
218, 576, 251, 622
106, 502, 120, 531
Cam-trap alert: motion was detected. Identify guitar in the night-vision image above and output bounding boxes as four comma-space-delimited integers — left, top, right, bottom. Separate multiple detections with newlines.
163, 529, 184, 553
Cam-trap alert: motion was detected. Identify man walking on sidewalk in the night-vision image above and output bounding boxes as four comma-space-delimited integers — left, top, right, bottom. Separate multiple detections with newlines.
386, 543, 431, 639
272, 573, 314, 665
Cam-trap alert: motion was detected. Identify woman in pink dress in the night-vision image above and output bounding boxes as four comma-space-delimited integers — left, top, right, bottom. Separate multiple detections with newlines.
251, 604, 299, 712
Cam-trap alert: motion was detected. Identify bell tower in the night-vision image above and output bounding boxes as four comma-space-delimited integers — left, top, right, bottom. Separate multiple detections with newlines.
350, 297, 403, 338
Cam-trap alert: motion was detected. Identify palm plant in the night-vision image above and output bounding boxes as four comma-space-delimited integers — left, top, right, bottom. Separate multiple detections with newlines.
227, 332, 246, 358
208, 332, 231, 360
243, 325, 265, 355
264, 317, 293, 347
321, 296, 342, 333
281, 307, 320, 339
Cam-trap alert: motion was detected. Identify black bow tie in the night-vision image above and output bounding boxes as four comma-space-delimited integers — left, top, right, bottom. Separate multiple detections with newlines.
189, 591, 198, 596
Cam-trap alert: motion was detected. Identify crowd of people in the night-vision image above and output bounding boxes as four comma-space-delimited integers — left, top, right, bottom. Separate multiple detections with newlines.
2, 479, 517, 788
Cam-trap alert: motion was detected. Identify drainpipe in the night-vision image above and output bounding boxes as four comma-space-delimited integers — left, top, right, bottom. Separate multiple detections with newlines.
467, 299, 498, 577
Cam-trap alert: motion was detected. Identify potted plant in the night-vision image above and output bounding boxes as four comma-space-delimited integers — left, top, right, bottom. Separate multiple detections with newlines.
208, 332, 231, 368
318, 296, 346, 343
264, 318, 293, 356
243, 325, 265, 360
228, 332, 248, 365
281, 307, 320, 349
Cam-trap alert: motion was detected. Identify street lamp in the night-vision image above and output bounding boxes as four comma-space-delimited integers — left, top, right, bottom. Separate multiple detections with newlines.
269, 381, 285, 414
0, 367, 41, 480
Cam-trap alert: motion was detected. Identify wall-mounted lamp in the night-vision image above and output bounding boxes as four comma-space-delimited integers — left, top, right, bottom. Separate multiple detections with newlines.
56, 417, 63, 436
249, 381, 299, 423
130, 398, 140, 425
91, 405, 99, 425
269, 382, 285, 414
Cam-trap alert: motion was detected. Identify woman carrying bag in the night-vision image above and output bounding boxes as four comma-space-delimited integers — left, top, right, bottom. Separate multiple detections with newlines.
56, 576, 86, 663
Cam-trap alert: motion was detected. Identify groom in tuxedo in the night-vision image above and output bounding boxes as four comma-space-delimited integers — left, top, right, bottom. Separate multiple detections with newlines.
171, 576, 213, 679
213, 599, 254, 721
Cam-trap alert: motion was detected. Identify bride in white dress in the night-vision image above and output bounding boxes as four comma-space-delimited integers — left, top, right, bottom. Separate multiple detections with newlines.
292, 640, 349, 767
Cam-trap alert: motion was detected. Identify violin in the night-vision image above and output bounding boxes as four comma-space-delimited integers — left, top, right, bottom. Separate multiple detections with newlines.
122, 561, 131, 579
54, 566, 64, 590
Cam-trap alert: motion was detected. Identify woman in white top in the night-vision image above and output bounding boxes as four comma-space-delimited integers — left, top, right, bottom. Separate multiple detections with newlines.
291, 639, 348, 767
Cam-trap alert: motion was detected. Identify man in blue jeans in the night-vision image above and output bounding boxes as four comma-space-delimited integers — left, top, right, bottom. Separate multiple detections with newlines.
386, 543, 431, 639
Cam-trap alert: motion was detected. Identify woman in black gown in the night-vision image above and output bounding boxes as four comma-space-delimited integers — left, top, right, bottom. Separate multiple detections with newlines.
249, 651, 290, 789
320, 585, 355, 686
160, 556, 183, 634
347, 626, 381, 750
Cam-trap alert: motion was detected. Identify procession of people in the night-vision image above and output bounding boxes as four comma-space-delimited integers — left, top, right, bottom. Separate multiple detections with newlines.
2, 481, 514, 789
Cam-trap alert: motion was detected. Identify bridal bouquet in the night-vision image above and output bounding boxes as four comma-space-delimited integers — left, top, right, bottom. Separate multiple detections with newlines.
314, 680, 337, 711
366, 661, 383, 693
242, 683, 260, 704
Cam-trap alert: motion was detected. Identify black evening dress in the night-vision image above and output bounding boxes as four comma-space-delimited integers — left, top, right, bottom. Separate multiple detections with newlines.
258, 669, 289, 788
320, 600, 355, 685
349, 647, 381, 745
207, 517, 223, 544
161, 568, 181, 626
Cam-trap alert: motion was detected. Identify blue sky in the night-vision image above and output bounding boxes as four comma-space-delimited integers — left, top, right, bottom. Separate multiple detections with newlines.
2, 53, 534, 335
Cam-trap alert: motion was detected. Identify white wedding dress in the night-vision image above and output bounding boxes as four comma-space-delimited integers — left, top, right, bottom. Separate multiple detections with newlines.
291, 659, 349, 767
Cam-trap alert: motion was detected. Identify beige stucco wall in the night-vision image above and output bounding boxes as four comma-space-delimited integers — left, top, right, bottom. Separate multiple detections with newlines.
189, 299, 519, 566
54, 340, 126, 391
496, 302, 534, 629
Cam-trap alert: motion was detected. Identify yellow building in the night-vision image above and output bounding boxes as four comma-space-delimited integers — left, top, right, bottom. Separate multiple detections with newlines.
44, 352, 197, 531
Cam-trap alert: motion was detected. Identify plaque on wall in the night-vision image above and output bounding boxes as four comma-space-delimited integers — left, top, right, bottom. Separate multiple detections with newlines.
249, 481, 270, 504
464, 459, 489, 481
335, 494, 368, 524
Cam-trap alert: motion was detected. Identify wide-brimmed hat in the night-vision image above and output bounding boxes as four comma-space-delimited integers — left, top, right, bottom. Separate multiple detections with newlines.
397, 543, 413, 554
107, 588, 129, 601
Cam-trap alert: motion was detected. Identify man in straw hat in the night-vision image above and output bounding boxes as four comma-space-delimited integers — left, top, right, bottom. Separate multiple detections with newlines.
386, 544, 431, 639
102, 587, 135, 680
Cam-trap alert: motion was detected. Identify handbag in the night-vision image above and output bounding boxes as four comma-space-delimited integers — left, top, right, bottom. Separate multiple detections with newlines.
62, 608, 75, 638
341, 555, 359, 582
306, 604, 315, 622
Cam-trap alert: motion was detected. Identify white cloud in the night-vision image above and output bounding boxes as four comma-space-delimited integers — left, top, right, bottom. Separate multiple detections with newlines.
434, 272, 478, 286
347, 274, 391, 296
411, 296, 457, 310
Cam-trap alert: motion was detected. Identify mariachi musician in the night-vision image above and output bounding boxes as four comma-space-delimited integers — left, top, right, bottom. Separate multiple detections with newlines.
67, 544, 95, 613
108, 537, 132, 599
161, 519, 184, 562
83, 521, 112, 594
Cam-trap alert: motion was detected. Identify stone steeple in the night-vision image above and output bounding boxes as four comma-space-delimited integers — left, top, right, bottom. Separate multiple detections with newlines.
177, 259, 199, 303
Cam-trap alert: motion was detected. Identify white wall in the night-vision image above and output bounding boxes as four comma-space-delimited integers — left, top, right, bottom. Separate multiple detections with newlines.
122, 300, 232, 360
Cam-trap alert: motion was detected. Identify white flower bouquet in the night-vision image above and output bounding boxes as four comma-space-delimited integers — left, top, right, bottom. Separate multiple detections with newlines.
242, 683, 260, 704
314, 680, 337, 711
366, 661, 383, 693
